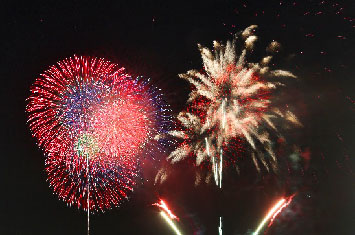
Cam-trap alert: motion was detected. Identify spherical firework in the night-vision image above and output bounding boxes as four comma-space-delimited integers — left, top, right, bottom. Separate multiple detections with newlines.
158, 25, 302, 186
26, 55, 171, 212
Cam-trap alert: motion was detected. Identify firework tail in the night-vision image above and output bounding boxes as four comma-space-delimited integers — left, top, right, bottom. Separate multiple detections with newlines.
153, 199, 179, 220
253, 195, 294, 235
154, 199, 182, 234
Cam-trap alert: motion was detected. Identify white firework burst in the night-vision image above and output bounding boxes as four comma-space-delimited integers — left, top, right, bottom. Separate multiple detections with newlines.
158, 25, 302, 184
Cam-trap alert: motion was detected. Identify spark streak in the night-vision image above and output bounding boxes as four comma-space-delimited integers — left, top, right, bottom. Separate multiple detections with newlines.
212, 150, 223, 188
219, 150, 222, 188
253, 195, 294, 235
153, 199, 179, 220
219, 216, 223, 235
160, 211, 183, 235
205, 137, 222, 187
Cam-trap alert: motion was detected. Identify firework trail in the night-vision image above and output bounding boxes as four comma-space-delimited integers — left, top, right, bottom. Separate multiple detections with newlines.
253, 195, 295, 235
219, 216, 223, 235
153, 199, 182, 235
26, 55, 171, 214
158, 25, 301, 185
153, 199, 179, 220
160, 211, 183, 235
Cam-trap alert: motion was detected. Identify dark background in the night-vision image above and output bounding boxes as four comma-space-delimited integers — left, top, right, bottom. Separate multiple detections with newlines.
1, 0, 354, 234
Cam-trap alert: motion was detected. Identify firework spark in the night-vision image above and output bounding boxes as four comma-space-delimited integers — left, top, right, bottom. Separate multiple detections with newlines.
153, 199, 179, 220
161, 25, 301, 184
26, 55, 170, 213
154, 199, 182, 235
219, 216, 223, 235
160, 211, 183, 235
253, 195, 294, 235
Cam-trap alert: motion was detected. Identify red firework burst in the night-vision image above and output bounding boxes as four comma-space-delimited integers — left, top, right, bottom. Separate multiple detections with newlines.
26, 55, 170, 212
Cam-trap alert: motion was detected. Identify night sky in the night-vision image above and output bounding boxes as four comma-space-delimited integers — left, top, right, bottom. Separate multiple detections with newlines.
2, 0, 354, 234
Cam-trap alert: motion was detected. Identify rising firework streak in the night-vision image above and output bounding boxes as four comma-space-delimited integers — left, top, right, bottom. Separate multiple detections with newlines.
154, 199, 182, 235
153, 199, 179, 220
253, 195, 294, 235
219, 216, 223, 235
160, 211, 183, 235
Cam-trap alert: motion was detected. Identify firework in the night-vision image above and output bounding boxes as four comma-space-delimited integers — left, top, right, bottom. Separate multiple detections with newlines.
26, 55, 170, 213
154, 199, 182, 235
219, 216, 223, 235
153, 199, 179, 220
161, 25, 301, 185
253, 195, 294, 235
160, 211, 183, 235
